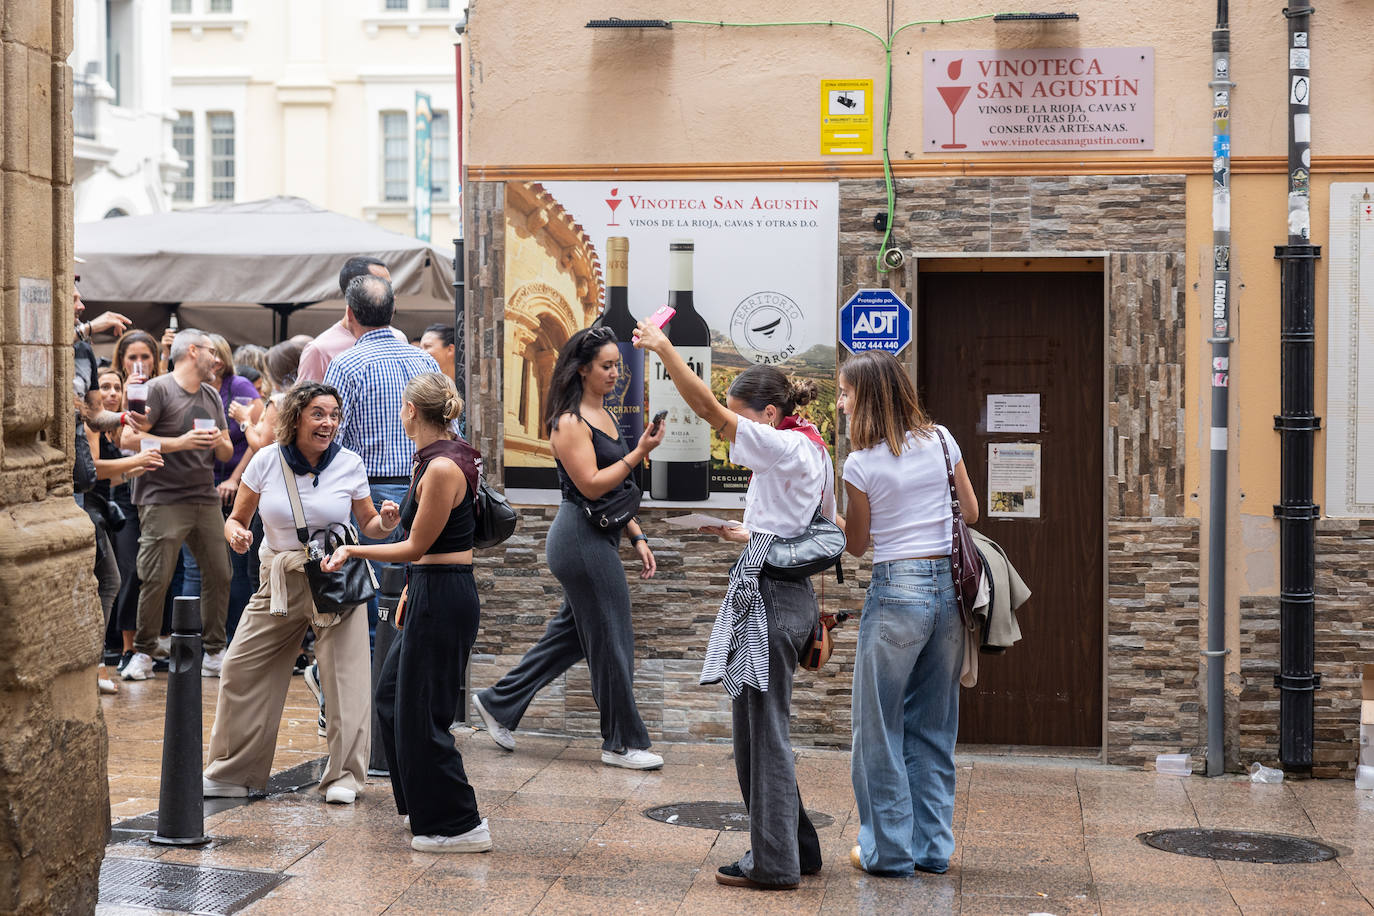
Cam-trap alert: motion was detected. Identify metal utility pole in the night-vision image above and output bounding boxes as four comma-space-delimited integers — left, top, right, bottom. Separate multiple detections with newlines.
1273, 0, 1320, 775
1205, 0, 1234, 778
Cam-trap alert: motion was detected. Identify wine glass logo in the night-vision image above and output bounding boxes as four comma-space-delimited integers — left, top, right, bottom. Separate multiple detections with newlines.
605, 186, 623, 226
937, 59, 970, 150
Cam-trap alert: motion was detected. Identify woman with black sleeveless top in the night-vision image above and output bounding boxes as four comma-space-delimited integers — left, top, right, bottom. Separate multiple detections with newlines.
324, 371, 489, 852
473, 326, 667, 769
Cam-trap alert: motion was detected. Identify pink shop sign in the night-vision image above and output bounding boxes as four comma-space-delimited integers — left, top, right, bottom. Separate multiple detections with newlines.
922, 48, 1154, 152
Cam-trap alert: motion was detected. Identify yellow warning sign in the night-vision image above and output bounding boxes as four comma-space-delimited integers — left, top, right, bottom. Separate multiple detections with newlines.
821, 79, 874, 156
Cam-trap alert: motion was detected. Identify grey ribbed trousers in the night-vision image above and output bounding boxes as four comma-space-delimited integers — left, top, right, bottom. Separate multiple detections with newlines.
476, 502, 651, 752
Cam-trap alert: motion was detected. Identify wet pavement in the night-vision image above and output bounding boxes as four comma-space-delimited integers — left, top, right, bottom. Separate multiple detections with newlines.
101, 676, 1374, 914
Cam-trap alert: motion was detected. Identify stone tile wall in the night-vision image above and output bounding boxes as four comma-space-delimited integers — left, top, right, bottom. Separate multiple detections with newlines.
1240, 520, 1374, 778
464, 175, 1196, 758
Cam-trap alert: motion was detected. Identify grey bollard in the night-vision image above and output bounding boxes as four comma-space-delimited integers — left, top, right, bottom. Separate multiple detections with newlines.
151, 596, 210, 846
368, 565, 406, 776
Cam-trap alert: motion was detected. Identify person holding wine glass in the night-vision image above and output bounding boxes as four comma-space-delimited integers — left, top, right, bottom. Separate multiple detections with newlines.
633, 319, 834, 891
472, 326, 666, 770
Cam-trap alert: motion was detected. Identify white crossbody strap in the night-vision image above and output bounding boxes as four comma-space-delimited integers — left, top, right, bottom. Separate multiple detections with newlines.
276, 449, 312, 548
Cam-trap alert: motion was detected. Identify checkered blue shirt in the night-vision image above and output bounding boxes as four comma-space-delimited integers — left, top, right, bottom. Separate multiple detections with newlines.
324, 328, 440, 477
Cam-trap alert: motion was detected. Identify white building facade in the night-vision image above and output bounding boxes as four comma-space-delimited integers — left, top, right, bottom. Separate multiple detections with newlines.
72, 0, 184, 220
168, 0, 464, 242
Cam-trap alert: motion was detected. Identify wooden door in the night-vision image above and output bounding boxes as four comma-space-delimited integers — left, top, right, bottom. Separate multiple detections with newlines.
917, 271, 1104, 747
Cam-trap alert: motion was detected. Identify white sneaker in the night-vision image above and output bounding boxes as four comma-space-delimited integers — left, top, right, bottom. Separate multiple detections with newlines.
121, 652, 154, 681
201, 649, 226, 678
601, 748, 664, 770
98, 678, 118, 695
403, 815, 411, 832
472, 694, 514, 751
325, 785, 356, 804
202, 774, 249, 797
304, 662, 327, 736
411, 818, 492, 853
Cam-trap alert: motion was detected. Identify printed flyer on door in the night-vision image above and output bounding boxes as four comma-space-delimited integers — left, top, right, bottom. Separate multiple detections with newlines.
501, 180, 840, 506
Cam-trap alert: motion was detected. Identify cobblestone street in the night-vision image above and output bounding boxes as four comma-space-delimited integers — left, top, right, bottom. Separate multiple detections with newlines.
97, 677, 1374, 914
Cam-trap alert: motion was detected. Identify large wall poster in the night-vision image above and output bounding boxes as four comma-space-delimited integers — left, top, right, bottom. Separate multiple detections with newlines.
502, 180, 840, 506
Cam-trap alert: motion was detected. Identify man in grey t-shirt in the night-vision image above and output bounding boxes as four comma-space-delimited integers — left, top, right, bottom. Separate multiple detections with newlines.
121, 328, 234, 681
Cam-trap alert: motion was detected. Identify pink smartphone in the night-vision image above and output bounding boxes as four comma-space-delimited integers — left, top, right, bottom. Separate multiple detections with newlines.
647, 305, 676, 329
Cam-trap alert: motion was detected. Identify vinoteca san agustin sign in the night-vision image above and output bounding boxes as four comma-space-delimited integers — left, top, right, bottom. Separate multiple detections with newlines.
923, 48, 1154, 152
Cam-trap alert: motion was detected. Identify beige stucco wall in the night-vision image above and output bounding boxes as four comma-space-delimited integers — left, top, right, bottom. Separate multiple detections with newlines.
468, 0, 1373, 165
169, 0, 463, 241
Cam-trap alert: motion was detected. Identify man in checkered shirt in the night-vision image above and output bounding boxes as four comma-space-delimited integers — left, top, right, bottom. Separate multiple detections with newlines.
324, 274, 439, 655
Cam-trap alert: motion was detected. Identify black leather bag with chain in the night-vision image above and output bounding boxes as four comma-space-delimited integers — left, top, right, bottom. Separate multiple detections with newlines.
278, 451, 376, 616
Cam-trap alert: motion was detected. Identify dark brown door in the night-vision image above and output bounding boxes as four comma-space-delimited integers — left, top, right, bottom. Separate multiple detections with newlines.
917, 271, 1103, 747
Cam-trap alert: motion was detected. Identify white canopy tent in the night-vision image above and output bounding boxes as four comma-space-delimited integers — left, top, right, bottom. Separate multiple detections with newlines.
75, 196, 457, 345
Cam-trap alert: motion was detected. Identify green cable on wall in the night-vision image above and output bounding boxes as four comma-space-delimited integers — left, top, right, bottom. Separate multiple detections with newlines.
668, 14, 1005, 273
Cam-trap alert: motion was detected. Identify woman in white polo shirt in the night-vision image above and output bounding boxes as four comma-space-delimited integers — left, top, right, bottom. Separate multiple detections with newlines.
204, 381, 399, 805
837, 350, 978, 877
634, 320, 833, 891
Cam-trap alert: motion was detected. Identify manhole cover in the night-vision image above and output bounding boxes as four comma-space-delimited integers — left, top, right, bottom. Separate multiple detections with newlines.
1139, 828, 1339, 864
644, 801, 834, 831
99, 857, 287, 914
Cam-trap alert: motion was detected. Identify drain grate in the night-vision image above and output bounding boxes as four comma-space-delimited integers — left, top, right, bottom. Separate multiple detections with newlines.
644, 801, 835, 831
99, 857, 287, 914
1139, 828, 1339, 864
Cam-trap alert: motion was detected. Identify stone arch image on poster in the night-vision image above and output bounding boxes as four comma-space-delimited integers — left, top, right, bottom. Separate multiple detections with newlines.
501, 180, 840, 505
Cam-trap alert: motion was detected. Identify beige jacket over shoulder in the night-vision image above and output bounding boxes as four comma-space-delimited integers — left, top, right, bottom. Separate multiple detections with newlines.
960, 530, 1032, 688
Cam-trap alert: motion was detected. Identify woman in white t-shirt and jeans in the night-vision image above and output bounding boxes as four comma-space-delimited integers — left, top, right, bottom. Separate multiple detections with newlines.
837, 350, 978, 877
635, 321, 833, 891
204, 381, 400, 805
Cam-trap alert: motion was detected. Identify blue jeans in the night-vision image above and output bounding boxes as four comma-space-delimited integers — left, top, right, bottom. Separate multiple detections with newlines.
358, 483, 408, 652
851, 557, 965, 875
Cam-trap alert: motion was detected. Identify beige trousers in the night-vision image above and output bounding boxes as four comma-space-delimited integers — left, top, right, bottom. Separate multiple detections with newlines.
203, 552, 370, 797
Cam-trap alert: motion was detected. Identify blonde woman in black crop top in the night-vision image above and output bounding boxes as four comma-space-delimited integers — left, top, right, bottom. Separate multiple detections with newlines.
323, 371, 490, 853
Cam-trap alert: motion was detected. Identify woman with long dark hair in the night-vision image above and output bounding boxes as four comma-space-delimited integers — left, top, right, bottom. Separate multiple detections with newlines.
837, 350, 977, 877
472, 326, 666, 769
634, 320, 833, 891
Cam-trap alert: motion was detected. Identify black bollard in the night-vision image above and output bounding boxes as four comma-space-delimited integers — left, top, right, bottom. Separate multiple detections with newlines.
151, 596, 210, 846
368, 566, 406, 775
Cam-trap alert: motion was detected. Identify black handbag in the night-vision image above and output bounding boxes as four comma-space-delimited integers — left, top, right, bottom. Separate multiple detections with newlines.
762, 464, 846, 581
473, 477, 518, 548
579, 480, 642, 532
278, 450, 376, 616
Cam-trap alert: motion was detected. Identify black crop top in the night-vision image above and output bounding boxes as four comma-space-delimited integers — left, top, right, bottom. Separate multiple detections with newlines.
401, 459, 476, 553
555, 413, 632, 504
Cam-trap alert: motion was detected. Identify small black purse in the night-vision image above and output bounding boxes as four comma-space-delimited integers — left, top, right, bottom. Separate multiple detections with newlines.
278, 451, 376, 617
763, 502, 847, 581
473, 477, 518, 548
579, 480, 642, 532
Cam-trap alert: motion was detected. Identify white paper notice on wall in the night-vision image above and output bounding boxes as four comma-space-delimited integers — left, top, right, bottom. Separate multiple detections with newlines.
987, 393, 1040, 433
987, 443, 1041, 519
1327, 184, 1374, 516
19, 277, 52, 345
20, 348, 51, 388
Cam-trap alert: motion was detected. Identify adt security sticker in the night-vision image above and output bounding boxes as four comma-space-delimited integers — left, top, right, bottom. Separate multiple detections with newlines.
839, 288, 911, 354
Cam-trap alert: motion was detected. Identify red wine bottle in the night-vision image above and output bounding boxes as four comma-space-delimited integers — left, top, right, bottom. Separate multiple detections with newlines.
596, 237, 644, 486
648, 240, 711, 501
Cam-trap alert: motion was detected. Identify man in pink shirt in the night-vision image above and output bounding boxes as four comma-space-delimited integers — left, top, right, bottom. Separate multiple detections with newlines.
297, 257, 407, 382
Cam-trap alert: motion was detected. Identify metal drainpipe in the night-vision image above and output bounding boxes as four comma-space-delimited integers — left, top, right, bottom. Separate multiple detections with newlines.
1205, 0, 1234, 777
1273, 0, 1321, 776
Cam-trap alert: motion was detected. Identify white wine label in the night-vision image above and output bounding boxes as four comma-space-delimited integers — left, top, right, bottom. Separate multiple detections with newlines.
648, 347, 712, 462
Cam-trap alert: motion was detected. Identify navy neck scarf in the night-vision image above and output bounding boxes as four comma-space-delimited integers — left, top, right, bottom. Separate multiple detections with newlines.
282, 441, 341, 487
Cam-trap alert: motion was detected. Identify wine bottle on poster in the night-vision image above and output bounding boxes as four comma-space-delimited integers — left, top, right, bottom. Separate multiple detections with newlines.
596, 236, 644, 487
648, 239, 711, 501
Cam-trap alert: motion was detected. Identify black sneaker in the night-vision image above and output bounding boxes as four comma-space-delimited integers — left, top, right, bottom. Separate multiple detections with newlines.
152, 656, 170, 672
116, 650, 135, 673
715, 862, 798, 890
292, 653, 310, 675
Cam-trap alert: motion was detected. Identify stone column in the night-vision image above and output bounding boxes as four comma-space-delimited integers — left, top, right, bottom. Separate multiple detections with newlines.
0, 1, 110, 911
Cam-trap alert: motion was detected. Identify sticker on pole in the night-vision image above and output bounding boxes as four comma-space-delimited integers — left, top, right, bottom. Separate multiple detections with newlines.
839, 288, 911, 354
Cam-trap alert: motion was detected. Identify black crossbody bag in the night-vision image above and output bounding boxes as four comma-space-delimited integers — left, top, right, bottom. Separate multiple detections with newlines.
278, 450, 377, 616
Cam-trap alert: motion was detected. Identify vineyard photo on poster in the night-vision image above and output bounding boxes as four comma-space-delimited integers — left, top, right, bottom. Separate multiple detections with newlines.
501, 180, 840, 506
